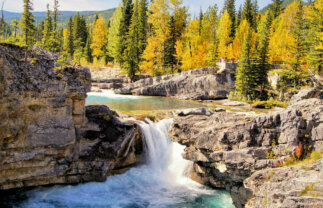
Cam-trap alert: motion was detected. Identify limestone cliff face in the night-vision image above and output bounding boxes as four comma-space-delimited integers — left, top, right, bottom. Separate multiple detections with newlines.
169, 88, 323, 208
116, 68, 235, 100
0, 44, 142, 190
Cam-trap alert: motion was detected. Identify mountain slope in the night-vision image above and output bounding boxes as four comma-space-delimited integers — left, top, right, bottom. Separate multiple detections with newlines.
261, 0, 303, 14
3, 8, 116, 26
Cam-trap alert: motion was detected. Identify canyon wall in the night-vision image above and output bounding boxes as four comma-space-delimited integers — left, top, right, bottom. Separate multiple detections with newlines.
0, 44, 142, 191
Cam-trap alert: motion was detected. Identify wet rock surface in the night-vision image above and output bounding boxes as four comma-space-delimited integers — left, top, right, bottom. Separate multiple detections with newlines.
169, 88, 323, 208
0, 44, 142, 191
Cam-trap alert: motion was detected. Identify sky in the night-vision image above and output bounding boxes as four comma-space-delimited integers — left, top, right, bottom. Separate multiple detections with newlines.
3, 0, 271, 14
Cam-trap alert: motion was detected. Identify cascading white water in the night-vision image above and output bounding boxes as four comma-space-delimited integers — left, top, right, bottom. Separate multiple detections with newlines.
13, 119, 234, 208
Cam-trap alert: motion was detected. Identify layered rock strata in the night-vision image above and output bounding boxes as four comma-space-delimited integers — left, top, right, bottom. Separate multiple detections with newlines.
169, 88, 323, 208
0, 44, 142, 191
116, 68, 235, 100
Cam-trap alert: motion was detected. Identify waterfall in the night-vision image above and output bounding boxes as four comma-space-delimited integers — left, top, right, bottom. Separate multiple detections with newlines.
14, 119, 234, 208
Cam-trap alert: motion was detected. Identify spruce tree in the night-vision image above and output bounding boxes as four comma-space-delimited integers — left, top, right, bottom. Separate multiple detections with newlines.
236, 6, 242, 27
67, 17, 74, 57
235, 29, 257, 98
242, 0, 255, 30
116, 0, 133, 65
199, 8, 203, 36
289, 2, 306, 88
42, 4, 53, 50
253, 11, 273, 95
164, 16, 177, 72
124, 0, 140, 81
138, 0, 148, 55
223, 0, 236, 38
21, 0, 36, 46
306, 0, 322, 75
270, 0, 283, 18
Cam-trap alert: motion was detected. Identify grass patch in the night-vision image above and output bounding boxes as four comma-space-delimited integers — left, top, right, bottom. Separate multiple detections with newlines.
300, 183, 315, 196
252, 98, 288, 109
282, 151, 323, 167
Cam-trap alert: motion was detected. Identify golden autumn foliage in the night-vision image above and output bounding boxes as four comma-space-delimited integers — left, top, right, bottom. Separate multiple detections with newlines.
177, 20, 210, 71
269, 1, 301, 64
218, 10, 232, 59
91, 16, 107, 58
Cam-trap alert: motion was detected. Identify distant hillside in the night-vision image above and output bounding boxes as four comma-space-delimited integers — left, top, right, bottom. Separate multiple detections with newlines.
3, 8, 116, 27
261, 0, 303, 14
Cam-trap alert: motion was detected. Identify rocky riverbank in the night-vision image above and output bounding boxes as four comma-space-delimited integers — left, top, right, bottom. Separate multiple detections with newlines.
0, 44, 142, 191
169, 88, 323, 208
115, 68, 235, 100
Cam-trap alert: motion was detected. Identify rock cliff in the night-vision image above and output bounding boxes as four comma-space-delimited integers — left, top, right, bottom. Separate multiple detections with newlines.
169, 88, 323, 208
0, 44, 142, 191
116, 68, 235, 100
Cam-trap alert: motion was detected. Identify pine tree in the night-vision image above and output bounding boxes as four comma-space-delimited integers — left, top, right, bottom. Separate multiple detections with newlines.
138, 0, 148, 55
164, 15, 177, 72
116, 0, 133, 64
21, 0, 36, 46
306, 0, 323, 75
253, 11, 273, 94
107, 6, 122, 61
289, 1, 306, 87
223, 0, 236, 38
235, 29, 257, 98
42, 4, 53, 50
124, 0, 140, 80
10, 19, 19, 38
236, 6, 242, 27
242, 0, 255, 30
0, 1, 4, 38
199, 8, 203, 36
270, 0, 283, 18
67, 17, 74, 57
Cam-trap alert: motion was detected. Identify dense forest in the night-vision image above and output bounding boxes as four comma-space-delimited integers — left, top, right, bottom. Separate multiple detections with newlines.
0, 0, 322, 101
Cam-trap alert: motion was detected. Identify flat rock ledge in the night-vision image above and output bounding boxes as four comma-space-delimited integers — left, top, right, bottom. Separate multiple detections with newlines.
169, 88, 323, 208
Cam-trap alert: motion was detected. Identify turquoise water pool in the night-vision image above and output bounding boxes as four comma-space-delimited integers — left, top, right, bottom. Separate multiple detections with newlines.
86, 90, 208, 113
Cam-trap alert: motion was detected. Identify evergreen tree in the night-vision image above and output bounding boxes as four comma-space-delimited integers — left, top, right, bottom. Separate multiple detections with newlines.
84, 35, 93, 63
306, 0, 322, 75
253, 11, 273, 94
164, 15, 177, 72
235, 29, 257, 98
236, 6, 242, 27
223, 0, 236, 38
35, 21, 44, 42
0, 1, 4, 38
124, 0, 140, 80
52, 0, 60, 31
198, 8, 203, 36
116, 0, 133, 64
242, 0, 255, 30
21, 0, 36, 45
67, 17, 74, 57
10, 19, 19, 38
289, 1, 306, 87
42, 4, 53, 50
270, 0, 283, 18
107, 6, 122, 61
138, 0, 148, 55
